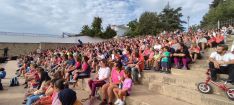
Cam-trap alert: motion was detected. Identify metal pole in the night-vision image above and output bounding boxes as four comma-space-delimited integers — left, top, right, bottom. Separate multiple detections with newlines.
187, 16, 190, 31
218, 20, 220, 29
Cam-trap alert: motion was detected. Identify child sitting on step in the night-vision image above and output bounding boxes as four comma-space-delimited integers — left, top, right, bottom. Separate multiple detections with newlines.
153, 50, 161, 71
113, 70, 133, 105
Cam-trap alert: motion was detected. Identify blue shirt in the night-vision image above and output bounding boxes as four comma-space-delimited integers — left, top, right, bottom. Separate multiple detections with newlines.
121, 55, 129, 66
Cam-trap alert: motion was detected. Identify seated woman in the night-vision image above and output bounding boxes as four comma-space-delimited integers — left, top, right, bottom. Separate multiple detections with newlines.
207, 35, 217, 48
24, 80, 51, 105
189, 43, 202, 62
113, 70, 133, 105
100, 61, 125, 105
173, 43, 191, 70
71, 56, 91, 87
32, 79, 57, 105
153, 50, 161, 71
52, 79, 69, 105
145, 48, 155, 69
88, 60, 111, 104
215, 33, 225, 45
126, 50, 144, 83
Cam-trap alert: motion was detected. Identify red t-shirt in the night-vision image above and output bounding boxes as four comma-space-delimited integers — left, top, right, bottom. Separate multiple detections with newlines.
215, 36, 224, 43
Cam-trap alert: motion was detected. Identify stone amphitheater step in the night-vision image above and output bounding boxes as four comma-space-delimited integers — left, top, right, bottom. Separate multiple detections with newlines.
125, 85, 192, 105
148, 82, 234, 105
142, 71, 234, 98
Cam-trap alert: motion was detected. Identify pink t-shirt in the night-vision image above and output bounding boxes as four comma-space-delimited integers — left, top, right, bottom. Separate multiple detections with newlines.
149, 51, 155, 59
75, 62, 81, 69
111, 68, 124, 84
122, 78, 133, 94
143, 49, 150, 56
81, 62, 88, 72
52, 92, 61, 105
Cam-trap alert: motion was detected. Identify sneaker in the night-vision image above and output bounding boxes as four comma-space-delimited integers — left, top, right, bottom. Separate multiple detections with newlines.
69, 79, 76, 83
114, 99, 121, 105
182, 66, 189, 70
118, 100, 125, 105
138, 74, 141, 78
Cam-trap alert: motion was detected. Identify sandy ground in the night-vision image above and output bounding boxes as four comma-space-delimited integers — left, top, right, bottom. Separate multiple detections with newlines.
0, 61, 100, 105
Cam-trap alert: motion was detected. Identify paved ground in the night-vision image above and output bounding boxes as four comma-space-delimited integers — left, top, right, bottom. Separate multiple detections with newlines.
0, 61, 100, 105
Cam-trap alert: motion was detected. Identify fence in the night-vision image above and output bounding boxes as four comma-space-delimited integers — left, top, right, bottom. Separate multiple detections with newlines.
218, 18, 234, 29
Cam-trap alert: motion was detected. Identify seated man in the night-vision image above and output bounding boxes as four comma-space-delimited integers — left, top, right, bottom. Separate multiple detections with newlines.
209, 44, 234, 84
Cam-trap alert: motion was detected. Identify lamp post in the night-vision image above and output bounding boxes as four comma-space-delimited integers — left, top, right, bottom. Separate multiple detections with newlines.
187, 16, 190, 31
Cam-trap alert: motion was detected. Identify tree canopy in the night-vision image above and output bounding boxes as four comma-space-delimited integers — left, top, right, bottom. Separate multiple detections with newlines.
125, 5, 185, 36
80, 17, 117, 39
200, 0, 234, 29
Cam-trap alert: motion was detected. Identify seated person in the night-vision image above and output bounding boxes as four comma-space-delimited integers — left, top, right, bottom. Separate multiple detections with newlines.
153, 50, 161, 71
32, 79, 57, 105
196, 34, 207, 53
100, 61, 125, 105
65, 54, 76, 81
88, 60, 110, 103
24, 80, 51, 105
207, 35, 217, 48
113, 70, 133, 105
0, 68, 6, 79
215, 33, 225, 45
208, 44, 234, 84
173, 43, 191, 70
189, 43, 202, 62
145, 48, 155, 69
127, 50, 144, 83
71, 56, 91, 83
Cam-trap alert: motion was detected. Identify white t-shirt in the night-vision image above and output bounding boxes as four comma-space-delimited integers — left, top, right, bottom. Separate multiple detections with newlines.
197, 37, 207, 43
210, 52, 234, 66
98, 54, 105, 60
98, 67, 111, 82
154, 44, 162, 50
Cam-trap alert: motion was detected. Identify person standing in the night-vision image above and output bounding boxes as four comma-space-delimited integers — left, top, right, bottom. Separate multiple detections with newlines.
3, 47, 8, 57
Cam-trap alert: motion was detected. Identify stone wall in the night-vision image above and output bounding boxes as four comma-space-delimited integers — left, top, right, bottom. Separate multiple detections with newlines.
0, 43, 76, 57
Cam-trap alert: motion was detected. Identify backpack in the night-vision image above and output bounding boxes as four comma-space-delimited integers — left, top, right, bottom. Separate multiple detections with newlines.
10, 77, 19, 87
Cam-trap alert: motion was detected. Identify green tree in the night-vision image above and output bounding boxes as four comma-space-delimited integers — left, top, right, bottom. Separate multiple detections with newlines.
102, 25, 117, 39
159, 6, 186, 31
91, 17, 103, 37
80, 25, 94, 37
201, 0, 234, 29
125, 19, 139, 36
210, 0, 222, 8
137, 12, 161, 35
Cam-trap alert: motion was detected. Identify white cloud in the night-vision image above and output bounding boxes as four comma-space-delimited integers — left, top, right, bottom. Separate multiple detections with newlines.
0, 0, 213, 34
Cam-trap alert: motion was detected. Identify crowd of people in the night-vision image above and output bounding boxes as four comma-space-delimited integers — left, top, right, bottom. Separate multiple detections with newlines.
15, 27, 234, 105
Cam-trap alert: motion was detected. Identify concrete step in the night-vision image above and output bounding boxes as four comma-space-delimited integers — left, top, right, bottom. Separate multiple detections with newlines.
126, 85, 192, 105
148, 82, 234, 105
189, 64, 209, 69
142, 71, 234, 97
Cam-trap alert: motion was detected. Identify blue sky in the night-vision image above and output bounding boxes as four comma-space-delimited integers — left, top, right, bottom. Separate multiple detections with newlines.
0, 0, 213, 35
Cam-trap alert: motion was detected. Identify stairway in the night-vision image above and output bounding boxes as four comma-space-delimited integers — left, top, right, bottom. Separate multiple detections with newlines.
77, 36, 234, 105
126, 36, 234, 105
